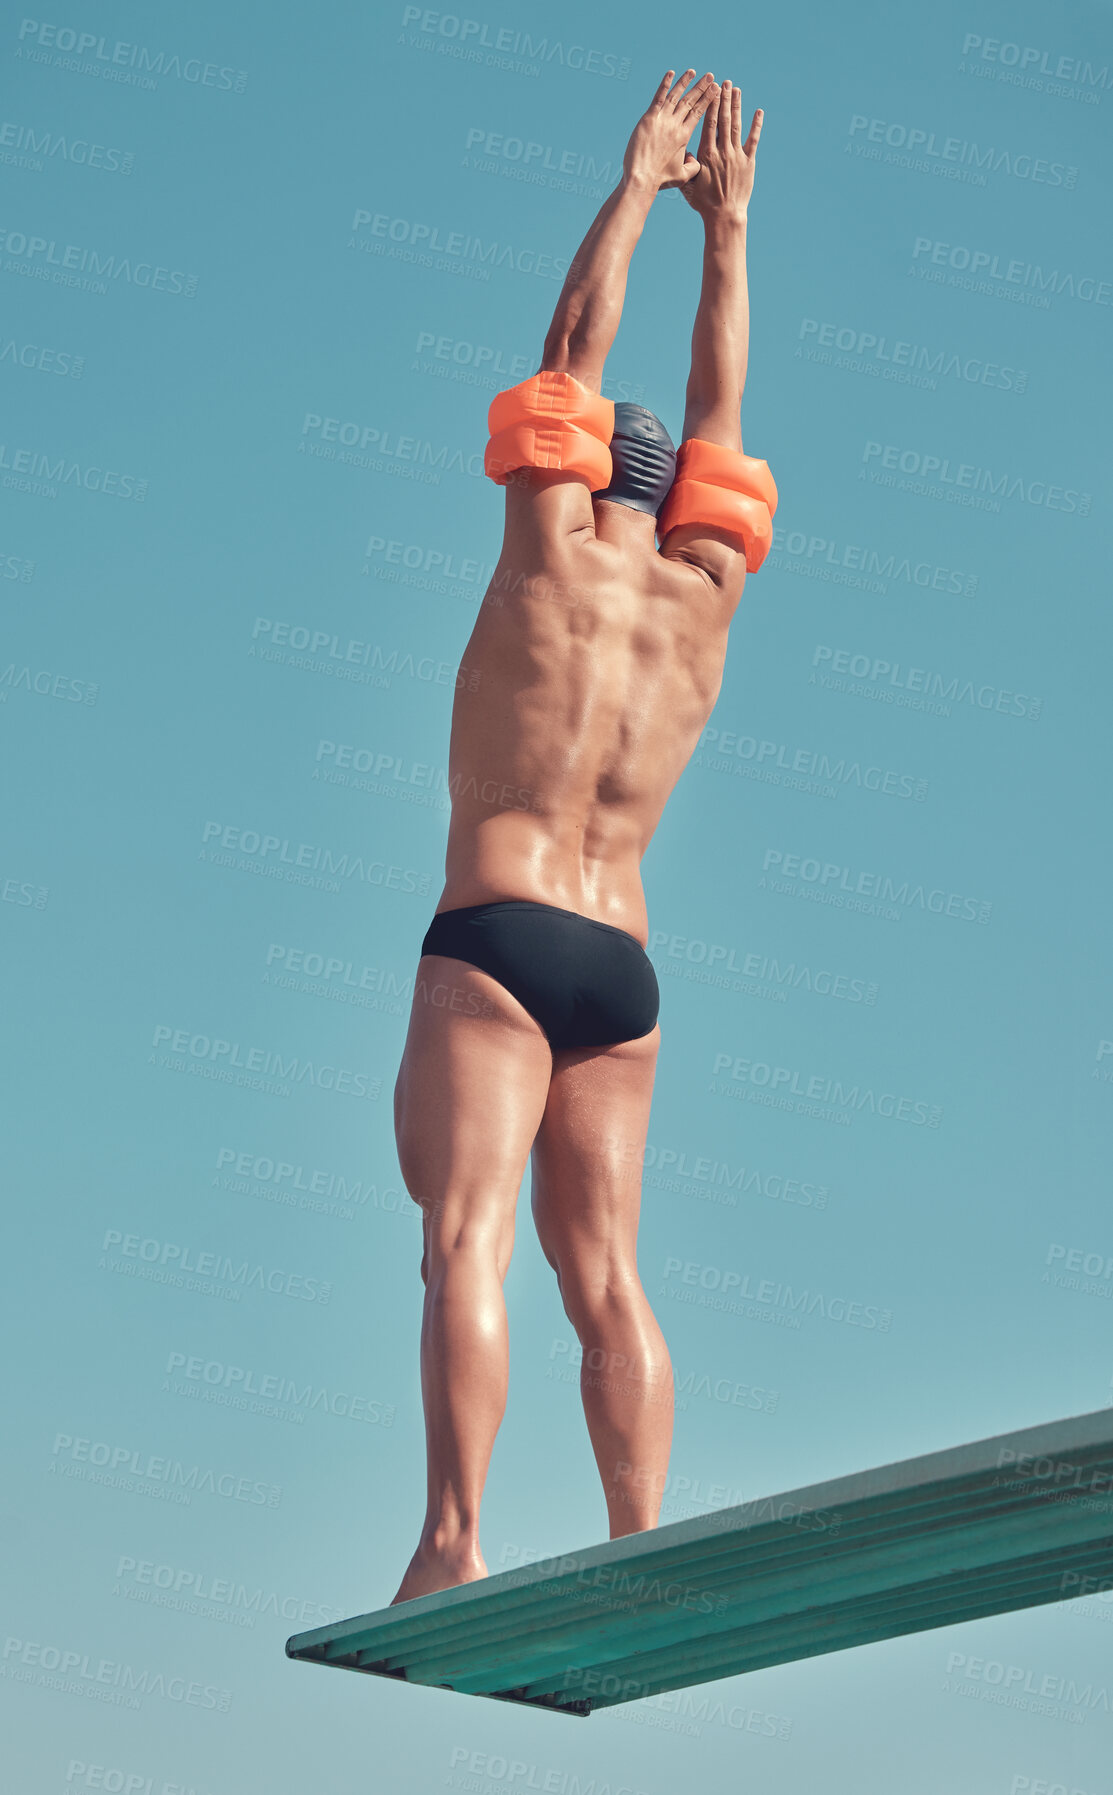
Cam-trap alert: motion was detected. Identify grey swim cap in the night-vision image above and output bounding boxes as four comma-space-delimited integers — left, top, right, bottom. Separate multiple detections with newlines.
596, 403, 678, 517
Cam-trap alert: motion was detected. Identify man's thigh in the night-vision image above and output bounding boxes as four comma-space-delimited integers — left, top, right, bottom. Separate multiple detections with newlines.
394, 954, 554, 1214
529, 1025, 662, 1265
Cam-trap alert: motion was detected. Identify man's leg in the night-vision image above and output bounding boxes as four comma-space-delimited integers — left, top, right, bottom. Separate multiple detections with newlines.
530, 1024, 673, 1538
392, 954, 553, 1603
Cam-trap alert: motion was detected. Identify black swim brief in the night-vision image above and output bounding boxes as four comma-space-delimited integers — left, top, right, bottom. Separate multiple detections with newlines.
419, 900, 660, 1050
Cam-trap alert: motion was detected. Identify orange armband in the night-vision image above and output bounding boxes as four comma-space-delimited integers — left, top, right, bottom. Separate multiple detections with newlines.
484, 371, 615, 490
657, 439, 779, 573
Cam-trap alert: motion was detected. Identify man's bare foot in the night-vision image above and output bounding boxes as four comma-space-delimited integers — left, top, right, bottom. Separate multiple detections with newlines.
390, 1541, 488, 1605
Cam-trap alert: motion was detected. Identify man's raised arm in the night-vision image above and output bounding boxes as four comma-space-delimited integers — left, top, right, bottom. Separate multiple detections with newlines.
656, 81, 776, 590
680, 81, 763, 449
541, 69, 715, 393
485, 70, 714, 549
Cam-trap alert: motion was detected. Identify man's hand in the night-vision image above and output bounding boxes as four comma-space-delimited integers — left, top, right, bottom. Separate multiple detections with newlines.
622, 68, 716, 193
680, 80, 763, 219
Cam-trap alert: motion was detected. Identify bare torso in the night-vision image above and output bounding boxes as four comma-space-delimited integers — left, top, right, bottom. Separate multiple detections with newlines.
434, 503, 741, 946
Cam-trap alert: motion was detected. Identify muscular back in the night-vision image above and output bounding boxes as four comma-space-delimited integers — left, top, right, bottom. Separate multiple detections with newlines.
435, 474, 745, 944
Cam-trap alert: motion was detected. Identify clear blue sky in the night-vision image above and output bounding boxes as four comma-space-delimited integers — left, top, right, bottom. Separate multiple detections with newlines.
3, 0, 1112, 1789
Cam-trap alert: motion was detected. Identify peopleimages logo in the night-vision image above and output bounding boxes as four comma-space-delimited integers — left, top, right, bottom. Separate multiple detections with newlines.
627, 1140, 830, 1209
798, 318, 1027, 395
769, 523, 978, 595
760, 847, 991, 925
364, 527, 496, 591
252, 615, 469, 686
150, 1019, 382, 1099
943, 1648, 1112, 1716
300, 409, 484, 479
350, 209, 569, 281
862, 441, 1090, 514
15, 19, 249, 92
101, 1228, 333, 1303
697, 726, 928, 801
709, 1053, 942, 1129
399, 7, 630, 79
199, 819, 432, 895
0, 224, 197, 295
50, 1430, 281, 1507
0, 119, 135, 174
2, 1635, 232, 1711
165, 1351, 396, 1425
213, 1143, 411, 1220
0, 661, 98, 704
810, 644, 1042, 721
415, 328, 533, 383
847, 114, 1077, 186
912, 237, 1112, 308
663, 1255, 895, 1327
960, 32, 1113, 92
113, 1554, 343, 1628
409, 330, 646, 406
649, 928, 879, 1004
0, 439, 147, 498
1044, 1242, 1113, 1287
463, 126, 619, 187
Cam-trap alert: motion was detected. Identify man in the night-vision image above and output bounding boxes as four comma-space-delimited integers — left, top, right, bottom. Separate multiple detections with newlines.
392, 69, 773, 1604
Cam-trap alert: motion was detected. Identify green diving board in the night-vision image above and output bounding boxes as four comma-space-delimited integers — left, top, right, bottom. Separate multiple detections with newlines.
285, 1406, 1113, 1717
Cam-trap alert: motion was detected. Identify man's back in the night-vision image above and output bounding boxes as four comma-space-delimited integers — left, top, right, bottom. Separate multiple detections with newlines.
437, 512, 741, 945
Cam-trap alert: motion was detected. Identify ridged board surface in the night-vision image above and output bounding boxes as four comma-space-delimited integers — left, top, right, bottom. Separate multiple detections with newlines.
286, 1407, 1113, 1715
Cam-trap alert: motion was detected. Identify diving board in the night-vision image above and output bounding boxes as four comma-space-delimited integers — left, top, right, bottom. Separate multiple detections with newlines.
286, 1406, 1113, 1717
